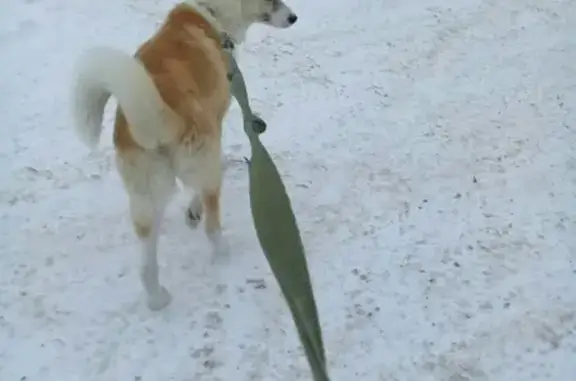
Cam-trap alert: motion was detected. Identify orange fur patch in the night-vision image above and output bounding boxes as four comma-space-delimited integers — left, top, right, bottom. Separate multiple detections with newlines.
113, 3, 230, 152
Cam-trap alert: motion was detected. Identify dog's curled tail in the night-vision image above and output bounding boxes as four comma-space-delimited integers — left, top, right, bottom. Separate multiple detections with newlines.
71, 46, 180, 150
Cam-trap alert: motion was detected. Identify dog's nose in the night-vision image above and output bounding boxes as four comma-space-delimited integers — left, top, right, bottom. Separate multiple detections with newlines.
287, 13, 298, 25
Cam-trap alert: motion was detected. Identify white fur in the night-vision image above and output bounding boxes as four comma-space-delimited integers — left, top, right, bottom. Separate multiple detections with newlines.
71, 46, 179, 151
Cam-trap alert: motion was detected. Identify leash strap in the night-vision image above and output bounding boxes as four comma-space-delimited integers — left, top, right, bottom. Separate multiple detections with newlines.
221, 34, 267, 136
221, 34, 330, 381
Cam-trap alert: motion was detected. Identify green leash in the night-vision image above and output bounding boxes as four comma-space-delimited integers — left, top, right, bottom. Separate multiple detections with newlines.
222, 35, 330, 381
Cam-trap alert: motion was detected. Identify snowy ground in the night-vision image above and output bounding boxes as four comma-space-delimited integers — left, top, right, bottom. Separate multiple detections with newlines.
1, 0, 575, 379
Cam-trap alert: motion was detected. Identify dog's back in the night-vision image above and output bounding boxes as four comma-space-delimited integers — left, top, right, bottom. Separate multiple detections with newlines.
114, 3, 231, 154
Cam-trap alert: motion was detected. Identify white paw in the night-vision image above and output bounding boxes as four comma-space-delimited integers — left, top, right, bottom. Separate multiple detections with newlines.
147, 286, 172, 311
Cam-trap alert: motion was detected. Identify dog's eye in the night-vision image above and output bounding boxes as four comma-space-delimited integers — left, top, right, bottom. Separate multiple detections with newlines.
261, 13, 271, 22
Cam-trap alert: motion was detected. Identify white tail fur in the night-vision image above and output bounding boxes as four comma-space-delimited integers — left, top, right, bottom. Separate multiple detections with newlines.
71, 46, 179, 150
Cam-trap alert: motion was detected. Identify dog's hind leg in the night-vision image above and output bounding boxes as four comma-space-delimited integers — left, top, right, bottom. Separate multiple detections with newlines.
201, 184, 229, 259
184, 153, 235, 230
129, 194, 173, 310
177, 145, 230, 260
116, 150, 175, 311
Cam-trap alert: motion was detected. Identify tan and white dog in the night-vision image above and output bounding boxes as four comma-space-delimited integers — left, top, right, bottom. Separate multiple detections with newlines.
71, 0, 297, 310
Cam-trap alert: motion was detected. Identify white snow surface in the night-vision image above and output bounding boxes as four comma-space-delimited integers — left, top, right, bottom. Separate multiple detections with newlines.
1, 0, 575, 379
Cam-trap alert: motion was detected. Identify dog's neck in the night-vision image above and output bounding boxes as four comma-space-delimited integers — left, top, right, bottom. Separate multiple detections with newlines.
193, 1, 253, 45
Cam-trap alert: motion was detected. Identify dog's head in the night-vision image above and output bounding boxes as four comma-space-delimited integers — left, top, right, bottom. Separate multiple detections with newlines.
191, 0, 297, 42
241, 0, 298, 29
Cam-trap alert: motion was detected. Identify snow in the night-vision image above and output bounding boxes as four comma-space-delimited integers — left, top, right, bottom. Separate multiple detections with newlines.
1, 0, 575, 379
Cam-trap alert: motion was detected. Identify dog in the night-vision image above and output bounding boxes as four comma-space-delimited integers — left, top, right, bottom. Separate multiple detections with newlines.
71, 0, 297, 311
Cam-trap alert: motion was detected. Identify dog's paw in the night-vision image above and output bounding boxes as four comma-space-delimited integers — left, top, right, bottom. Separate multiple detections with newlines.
147, 286, 172, 311
185, 206, 202, 229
